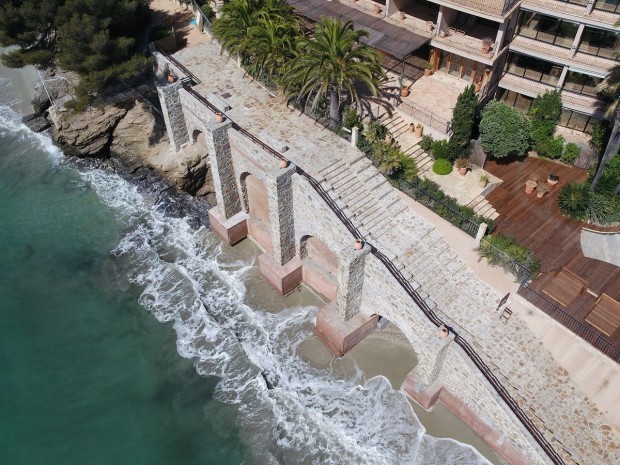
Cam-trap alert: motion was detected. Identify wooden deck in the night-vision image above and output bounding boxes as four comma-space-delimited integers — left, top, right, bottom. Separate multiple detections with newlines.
485, 157, 620, 351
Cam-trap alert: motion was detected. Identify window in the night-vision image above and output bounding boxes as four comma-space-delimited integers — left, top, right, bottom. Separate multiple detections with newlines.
504, 52, 563, 86
594, 0, 620, 14
558, 109, 599, 133
563, 71, 603, 97
498, 89, 534, 114
515, 11, 578, 48
578, 27, 619, 60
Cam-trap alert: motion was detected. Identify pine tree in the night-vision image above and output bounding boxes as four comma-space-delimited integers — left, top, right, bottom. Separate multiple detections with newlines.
448, 85, 478, 159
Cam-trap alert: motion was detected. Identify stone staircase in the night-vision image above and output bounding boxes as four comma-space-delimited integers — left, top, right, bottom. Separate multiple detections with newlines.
378, 111, 434, 175
317, 157, 468, 311
467, 194, 499, 221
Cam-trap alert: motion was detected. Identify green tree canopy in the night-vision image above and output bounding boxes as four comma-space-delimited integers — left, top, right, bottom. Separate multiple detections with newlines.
448, 84, 477, 160
283, 17, 384, 125
479, 101, 531, 158
0, 0, 149, 109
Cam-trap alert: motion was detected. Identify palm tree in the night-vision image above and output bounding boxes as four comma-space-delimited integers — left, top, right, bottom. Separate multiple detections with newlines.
245, 12, 300, 83
211, 0, 262, 61
591, 21, 620, 192
283, 17, 384, 125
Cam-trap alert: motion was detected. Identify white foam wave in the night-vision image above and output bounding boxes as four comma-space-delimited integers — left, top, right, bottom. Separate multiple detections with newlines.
81, 164, 493, 465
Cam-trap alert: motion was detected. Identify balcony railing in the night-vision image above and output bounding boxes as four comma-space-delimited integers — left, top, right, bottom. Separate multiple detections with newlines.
339, 0, 387, 17
395, 97, 452, 134
521, 0, 620, 25
385, 11, 435, 38
432, 31, 497, 60
437, 0, 518, 16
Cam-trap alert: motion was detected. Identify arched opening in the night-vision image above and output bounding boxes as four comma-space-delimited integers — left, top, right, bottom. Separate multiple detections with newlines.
240, 172, 272, 253
299, 235, 339, 302
192, 129, 205, 146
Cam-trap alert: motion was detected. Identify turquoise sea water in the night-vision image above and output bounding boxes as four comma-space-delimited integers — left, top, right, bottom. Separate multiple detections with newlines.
0, 113, 246, 465
0, 102, 497, 465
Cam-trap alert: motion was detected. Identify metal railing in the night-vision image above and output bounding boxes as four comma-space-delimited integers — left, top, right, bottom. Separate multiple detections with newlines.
189, 0, 213, 32
154, 47, 569, 465
439, 0, 518, 16
395, 97, 452, 135
518, 283, 620, 362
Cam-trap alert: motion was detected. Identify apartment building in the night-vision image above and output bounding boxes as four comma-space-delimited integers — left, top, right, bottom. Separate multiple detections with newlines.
498, 0, 619, 134
285, 0, 619, 134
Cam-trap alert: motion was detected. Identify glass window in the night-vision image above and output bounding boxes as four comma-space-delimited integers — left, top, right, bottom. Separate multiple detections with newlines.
504, 52, 563, 87
515, 12, 578, 48
578, 27, 620, 60
594, 0, 620, 14
563, 71, 603, 97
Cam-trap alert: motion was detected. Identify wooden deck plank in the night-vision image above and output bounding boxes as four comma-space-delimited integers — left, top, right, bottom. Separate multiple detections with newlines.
543, 268, 587, 307
586, 294, 620, 337
485, 157, 620, 347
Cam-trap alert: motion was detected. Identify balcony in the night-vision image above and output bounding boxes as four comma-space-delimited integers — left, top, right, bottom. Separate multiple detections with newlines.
384, 1, 439, 38
430, 0, 519, 19
521, 0, 620, 27
432, 29, 498, 63
510, 35, 617, 74
341, 0, 388, 16
499, 73, 602, 114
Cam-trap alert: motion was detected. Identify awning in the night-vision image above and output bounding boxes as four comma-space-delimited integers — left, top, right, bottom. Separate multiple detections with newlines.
287, 0, 430, 61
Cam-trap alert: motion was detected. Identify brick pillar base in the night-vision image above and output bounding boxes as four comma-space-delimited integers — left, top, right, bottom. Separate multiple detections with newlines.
208, 207, 248, 246
313, 302, 378, 357
258, 253, 302, 295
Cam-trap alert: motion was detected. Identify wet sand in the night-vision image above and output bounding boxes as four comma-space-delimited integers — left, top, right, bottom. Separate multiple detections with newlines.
0, 47, 39, 115
219, 237, 505, 464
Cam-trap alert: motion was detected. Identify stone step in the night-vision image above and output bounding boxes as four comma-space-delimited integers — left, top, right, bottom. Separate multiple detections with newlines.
356, 202, 384, 223
318, 159, 346, 178
477, 203, 494, 217
489, 211, 500, 220
324, 163, 350, 182
361, 206, 390, 228
329, 168, 356, 187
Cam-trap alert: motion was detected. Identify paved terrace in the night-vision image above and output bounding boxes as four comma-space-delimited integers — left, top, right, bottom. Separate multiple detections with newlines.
171, 40, 619, 465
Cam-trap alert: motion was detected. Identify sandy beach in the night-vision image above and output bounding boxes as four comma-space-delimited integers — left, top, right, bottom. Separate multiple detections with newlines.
0, 47, 39, 115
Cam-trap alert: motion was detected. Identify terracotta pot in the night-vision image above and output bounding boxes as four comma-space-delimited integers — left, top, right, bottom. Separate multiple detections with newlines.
373, 5, 381, 14
354, 239, 364, 250
408, 123, 415, 133
482, 44, 491, 54
167, 73, 177, 83
475, 82, 481, 92
400, 87, 410, 97
458, 167, 467, 176
537, 191, 545, 198
439, 30, 447, 38
399, 12, 405, 21
479, 180, 488, 188
525, 180, 537, 194
384, 133, 393, 144
215, 112, 225, 123
438, 326, 449, 338
547, 177, 559, 186
414, 125, 423, 137
424, 68, 432, 77
279, 158, 289, 169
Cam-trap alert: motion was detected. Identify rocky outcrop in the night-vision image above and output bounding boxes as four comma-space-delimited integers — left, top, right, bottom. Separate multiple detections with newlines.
54, 104, 129, 157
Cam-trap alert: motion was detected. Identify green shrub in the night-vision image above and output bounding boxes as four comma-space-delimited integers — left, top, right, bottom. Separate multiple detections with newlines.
476, 235, 540, 282
557, 182, 619, 224
589, 121, 611, 157
431, 139, 450, 160
449, 85, 478, 158
561, 143, 581, 164
537, 135, 564, 159
149, 25, 173, 42
433, 159, 453, 175
343, 106, 363, 130
479, 101, 530, 158
529, 91, 562, 123
420, 134, 434, 152
201, 3, 216, 20
365, 120, 388, 144
370, 142, 418, 180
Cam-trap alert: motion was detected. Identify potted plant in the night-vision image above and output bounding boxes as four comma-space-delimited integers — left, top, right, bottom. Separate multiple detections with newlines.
399, 73, 410, 97
354, 239, 364, 250
479, 174, 488, 188
547, 174, 559, 186
454, 158, 469, 175
536, 183, 550, 198
399, 11, 405, 20
373, 4, 381, 14
439, 29, 447, 38
414, 124, 423, 137
384, 131, 393, 144
215, 111, 225, 123
424, 61, 432, 77
167, 72, 177, 83
408, 123, 415, 133
279, 158, 289, 169
474, 75, 482, 92
426, 21, 434, 32
525, 179, 537, 194
481, 37, 493, 54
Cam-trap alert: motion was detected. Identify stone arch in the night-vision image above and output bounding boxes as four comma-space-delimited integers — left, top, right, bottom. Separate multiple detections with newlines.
191, 128, 205, 146
299, 235, 339, 302
240, 172, 272, 253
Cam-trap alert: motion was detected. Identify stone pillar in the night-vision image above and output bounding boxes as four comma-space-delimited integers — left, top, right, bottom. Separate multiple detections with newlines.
258, 164, 302, 295
337, 242, 370, 321
313, 242, 377, 356
556, 66, 569, 90
269, 164, 296, 266
157, 81, 189, 152
569, 23, 586, 59
403, 327, 455, 408
351, 127, 359, 148
475, 222, 489, 246
205, 119, 247, 246
495, 22, 507, 53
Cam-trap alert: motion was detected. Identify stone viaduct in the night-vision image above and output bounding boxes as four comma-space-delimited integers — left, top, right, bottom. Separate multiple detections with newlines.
151, 49, 608, 465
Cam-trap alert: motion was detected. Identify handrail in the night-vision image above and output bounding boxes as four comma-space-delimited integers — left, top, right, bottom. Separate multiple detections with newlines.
156, 47, 201, 85
156, 51, 568, 465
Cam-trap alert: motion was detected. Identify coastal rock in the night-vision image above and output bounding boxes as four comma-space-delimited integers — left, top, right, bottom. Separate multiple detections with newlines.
53, 104, 128, 157
22, 113, 51, 133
